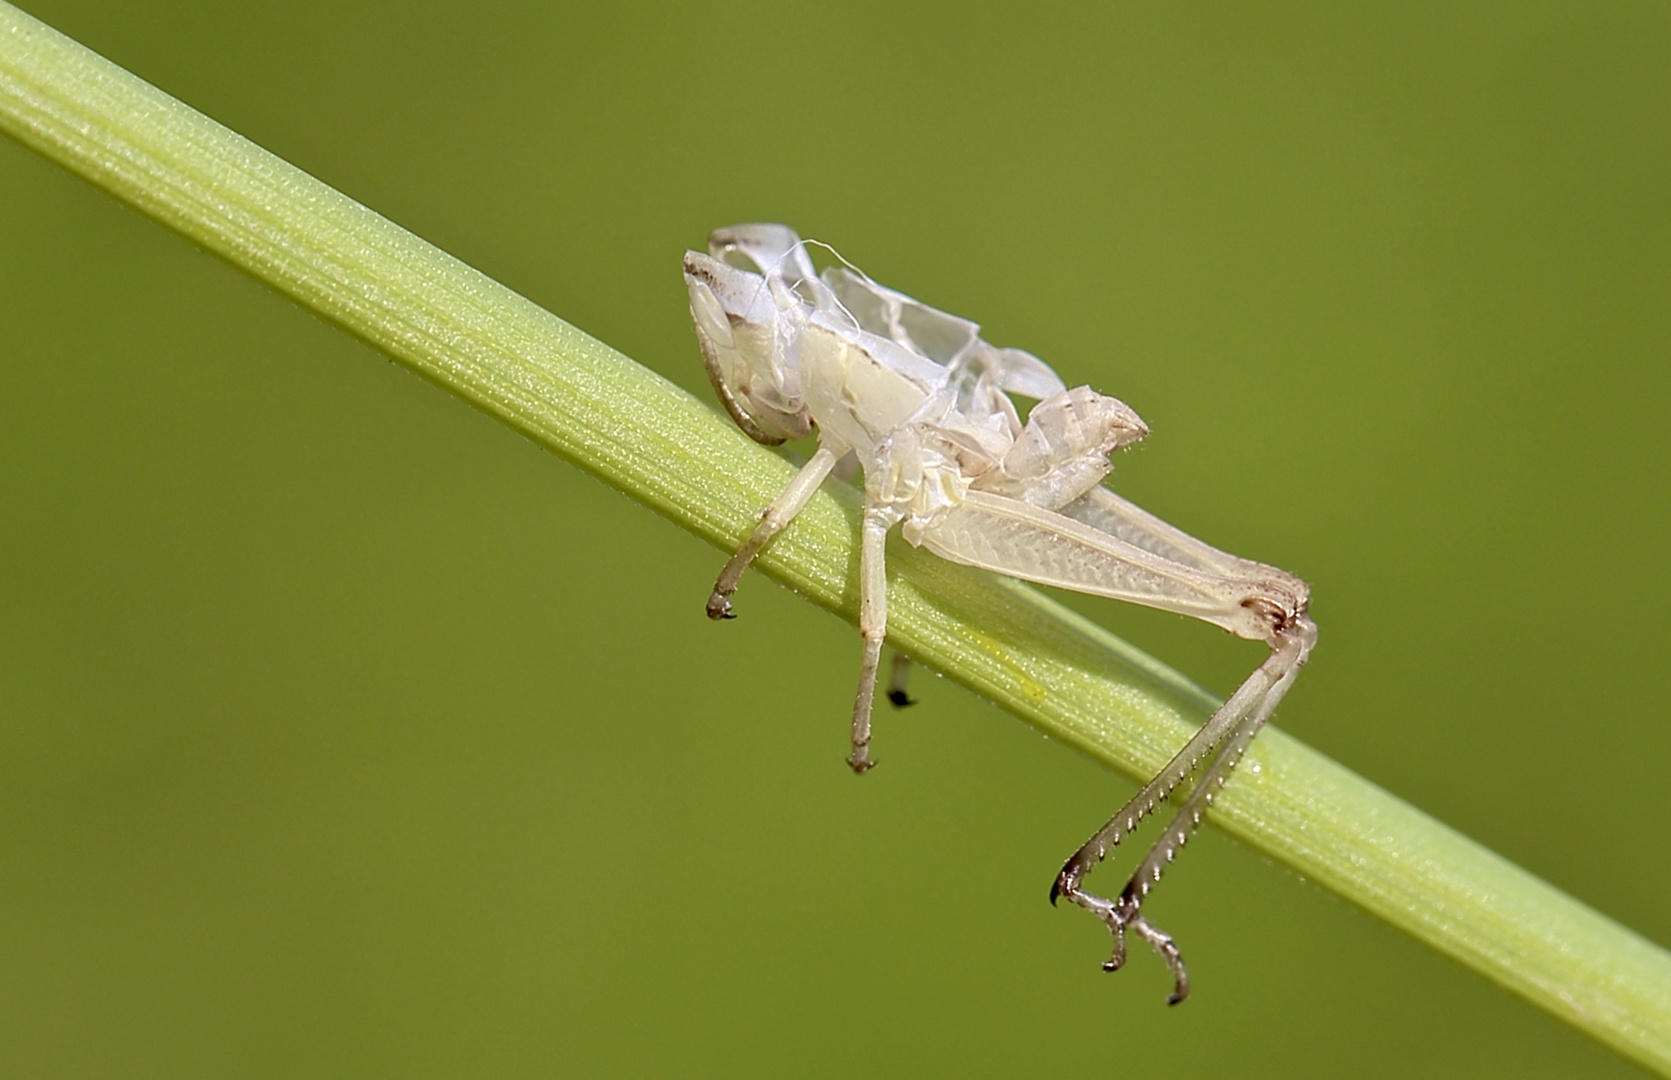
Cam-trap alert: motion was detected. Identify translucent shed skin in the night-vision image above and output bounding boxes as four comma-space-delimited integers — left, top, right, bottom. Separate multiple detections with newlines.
686, 225, 1315, 1003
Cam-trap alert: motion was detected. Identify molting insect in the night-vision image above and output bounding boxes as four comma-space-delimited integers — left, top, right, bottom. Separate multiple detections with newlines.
684, 224, 1315, 1003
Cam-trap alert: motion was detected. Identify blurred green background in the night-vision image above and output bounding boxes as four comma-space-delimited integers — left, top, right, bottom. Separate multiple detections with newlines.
3, 1, 1667, 1075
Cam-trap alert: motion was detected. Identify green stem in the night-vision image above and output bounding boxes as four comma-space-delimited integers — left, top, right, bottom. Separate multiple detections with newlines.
3, 3, 1668, 1071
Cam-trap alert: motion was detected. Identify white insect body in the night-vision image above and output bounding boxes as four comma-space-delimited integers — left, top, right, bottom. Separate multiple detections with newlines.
684, 224, 1316, 1003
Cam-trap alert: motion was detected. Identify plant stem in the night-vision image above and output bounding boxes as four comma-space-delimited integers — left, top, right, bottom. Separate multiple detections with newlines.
3, 3, 1668, 1071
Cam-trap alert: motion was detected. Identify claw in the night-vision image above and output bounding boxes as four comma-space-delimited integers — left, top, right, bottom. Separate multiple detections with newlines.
706, 592, 735, 620
1099, 919, 1128, 974
1049, 871, 1074, 908
886, 689, 916, 708
1049, 862, 1081, 907
1162, 961, 1191, 1005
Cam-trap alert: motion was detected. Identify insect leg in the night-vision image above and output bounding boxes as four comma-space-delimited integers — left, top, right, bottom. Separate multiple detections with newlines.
1049, 649, 1281, 897
847, 507, 895, 773
1057, 485, 1272, 577
886, 651, 916, 708
911, 490, 1314, 999
1054, 624, 1312, 1004
707, 444, 842, 620
1123, 624, 1313, 903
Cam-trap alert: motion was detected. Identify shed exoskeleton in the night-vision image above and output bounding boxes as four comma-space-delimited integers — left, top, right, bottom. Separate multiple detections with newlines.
685, 224, 1315, 1003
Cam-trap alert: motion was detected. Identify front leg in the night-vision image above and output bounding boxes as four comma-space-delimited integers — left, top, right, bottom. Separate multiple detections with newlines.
707, 444, 842, 619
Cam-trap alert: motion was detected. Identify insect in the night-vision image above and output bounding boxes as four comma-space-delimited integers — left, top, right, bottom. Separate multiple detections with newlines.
684, 224, 1316, 1003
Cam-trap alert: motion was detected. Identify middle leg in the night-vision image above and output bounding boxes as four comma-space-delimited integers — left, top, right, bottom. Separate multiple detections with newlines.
847, 508, 897, 773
